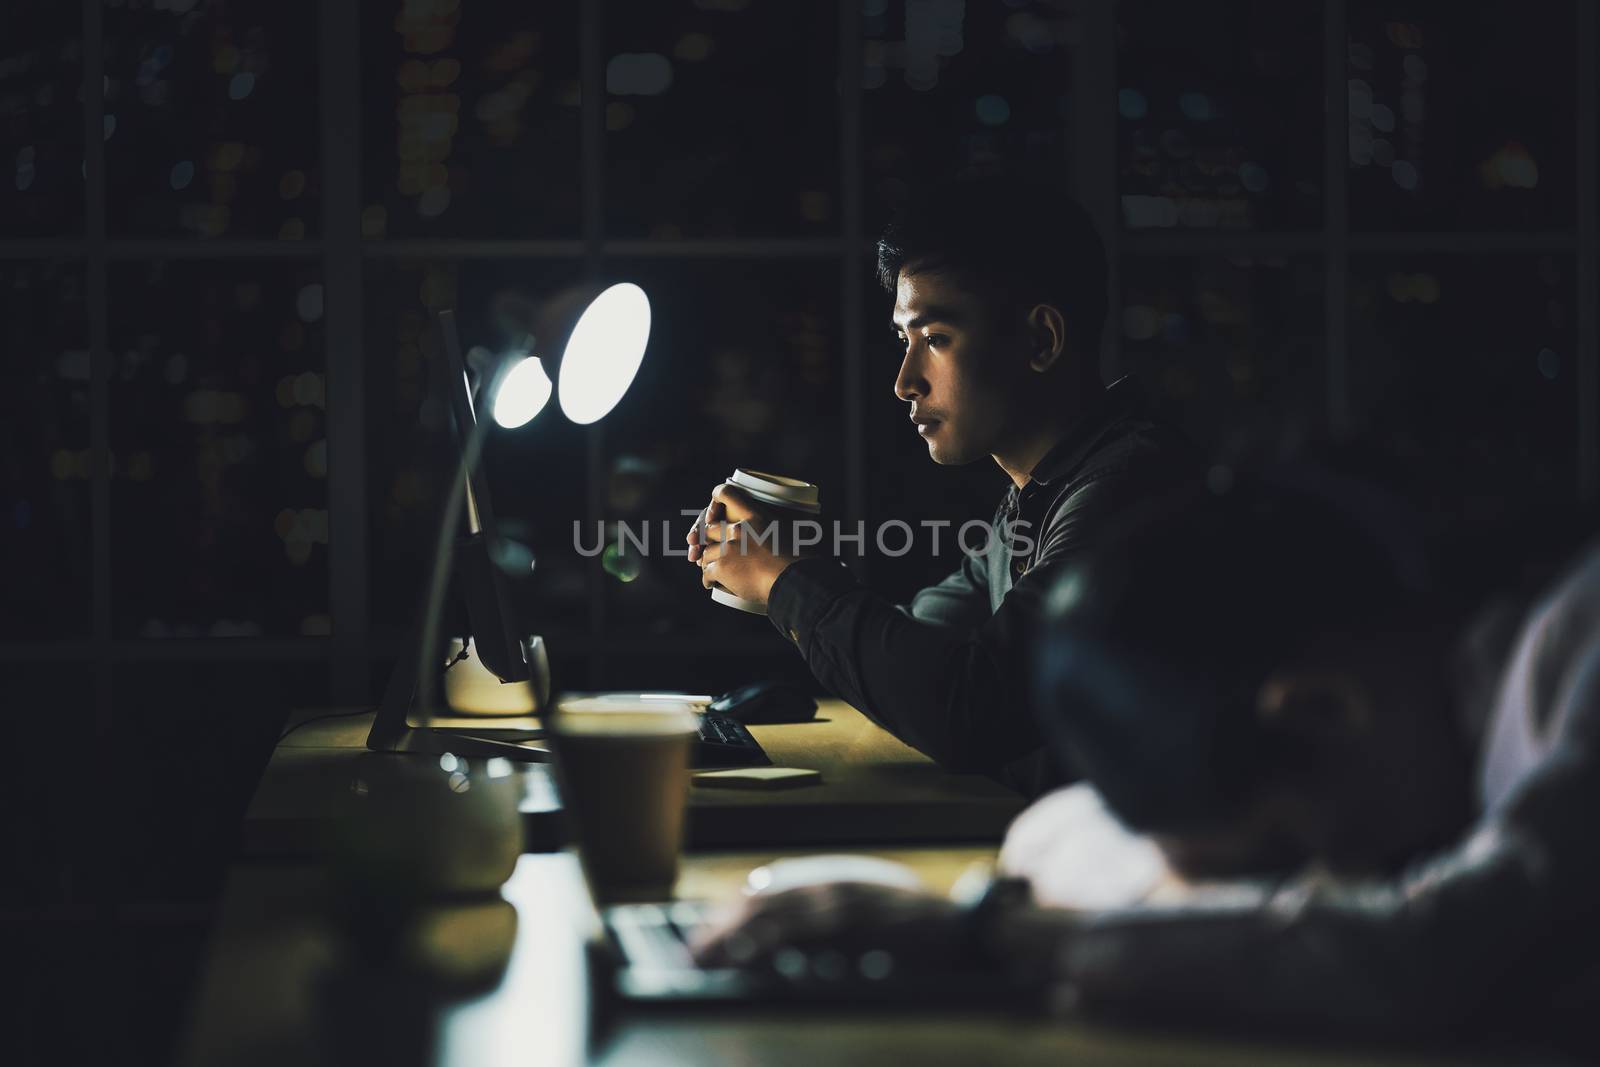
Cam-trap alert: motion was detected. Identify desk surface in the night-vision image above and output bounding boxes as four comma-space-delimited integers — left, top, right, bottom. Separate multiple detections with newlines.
179, 852, 1504, 1067
244, 701, 1026, 856
183, 707, 1530, 1067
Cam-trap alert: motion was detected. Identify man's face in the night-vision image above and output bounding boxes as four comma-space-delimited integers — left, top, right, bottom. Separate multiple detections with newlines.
891, 267, 1023, 465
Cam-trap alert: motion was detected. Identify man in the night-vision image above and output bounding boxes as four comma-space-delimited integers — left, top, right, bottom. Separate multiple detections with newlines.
687, 173, 1195, 792
691, 480, 1600, 1047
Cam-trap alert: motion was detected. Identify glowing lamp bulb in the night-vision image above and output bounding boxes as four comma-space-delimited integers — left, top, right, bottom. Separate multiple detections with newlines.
491, 355, 553, 429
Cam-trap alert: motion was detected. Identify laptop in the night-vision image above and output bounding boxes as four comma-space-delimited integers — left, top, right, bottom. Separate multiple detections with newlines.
595, 898, 1044, 1011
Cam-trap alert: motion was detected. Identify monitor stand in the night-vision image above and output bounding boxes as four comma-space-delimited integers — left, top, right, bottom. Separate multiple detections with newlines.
368, 622, 554, 762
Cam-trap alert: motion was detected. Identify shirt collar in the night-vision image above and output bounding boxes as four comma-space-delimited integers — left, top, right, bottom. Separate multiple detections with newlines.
1015, 376, 1141, 497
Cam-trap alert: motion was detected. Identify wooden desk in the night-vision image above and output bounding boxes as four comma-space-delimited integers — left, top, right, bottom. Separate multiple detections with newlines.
179, 852, 1499, 1067
182, 707, 1525, 1067
242, 701, 1025, 857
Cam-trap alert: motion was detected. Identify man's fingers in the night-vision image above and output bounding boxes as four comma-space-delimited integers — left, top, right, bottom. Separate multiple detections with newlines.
699, 517, 751, 544
689, 504, 718, 542
687, 499, 739, 563
697, 542, 749, 590
695, 525, 750, 558
689, 900, 766, 966
685, 502, 723, 541
710, 483, 761, 522
690, 887, 844, 967
686, 483, 773, 586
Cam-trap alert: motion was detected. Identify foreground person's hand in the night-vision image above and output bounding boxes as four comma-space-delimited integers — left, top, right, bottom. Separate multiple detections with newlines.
689, 882, 966, 971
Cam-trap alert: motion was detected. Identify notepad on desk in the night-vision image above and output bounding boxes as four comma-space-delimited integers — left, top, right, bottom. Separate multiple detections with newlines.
692, 766, 822, 790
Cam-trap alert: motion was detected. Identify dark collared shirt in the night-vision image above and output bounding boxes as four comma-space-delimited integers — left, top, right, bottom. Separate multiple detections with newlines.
767, 378, 1198, 793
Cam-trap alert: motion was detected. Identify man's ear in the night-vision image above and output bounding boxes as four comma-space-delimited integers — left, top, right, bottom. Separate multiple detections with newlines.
1256, 672, 1374, 743
1025, 303, 1068, 373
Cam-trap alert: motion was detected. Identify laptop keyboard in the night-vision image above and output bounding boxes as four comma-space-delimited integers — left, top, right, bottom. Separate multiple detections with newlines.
692, 711, 771, 768
599, 897, 1046, 1008
604, 900, 714, 971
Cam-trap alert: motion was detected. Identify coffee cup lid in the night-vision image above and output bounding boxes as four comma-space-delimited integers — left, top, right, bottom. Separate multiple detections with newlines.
551, 697, 698, 736
728, 468, 820, 512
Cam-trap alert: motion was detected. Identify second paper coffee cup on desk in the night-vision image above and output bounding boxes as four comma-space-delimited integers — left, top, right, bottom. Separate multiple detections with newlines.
705, 468, 821, 616
549, 697, 699, 905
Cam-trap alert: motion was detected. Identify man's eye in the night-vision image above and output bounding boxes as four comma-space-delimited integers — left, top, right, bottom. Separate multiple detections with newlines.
926, 333, 949, 349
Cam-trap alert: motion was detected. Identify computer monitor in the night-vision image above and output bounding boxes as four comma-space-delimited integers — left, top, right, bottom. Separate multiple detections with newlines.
436, 309, 529, 685
367, 310, 546, 758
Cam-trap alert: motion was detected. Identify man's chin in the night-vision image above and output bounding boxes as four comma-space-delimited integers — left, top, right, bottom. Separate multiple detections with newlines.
926, 439, 978, 465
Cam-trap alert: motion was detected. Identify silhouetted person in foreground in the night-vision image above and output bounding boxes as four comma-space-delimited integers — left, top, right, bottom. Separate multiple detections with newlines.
693, 474, 1600, 1049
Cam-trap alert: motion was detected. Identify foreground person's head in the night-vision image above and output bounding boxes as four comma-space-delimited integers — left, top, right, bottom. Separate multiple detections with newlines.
877, 172, 1108, 465
1034, 471, 1474, 879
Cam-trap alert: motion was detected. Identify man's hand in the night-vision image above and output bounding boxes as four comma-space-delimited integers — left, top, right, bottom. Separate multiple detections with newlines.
688, 881, 966, 972
685, 482, 801, 609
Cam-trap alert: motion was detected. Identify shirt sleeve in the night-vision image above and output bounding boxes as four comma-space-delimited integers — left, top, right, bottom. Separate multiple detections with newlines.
1057, 586, 1600, 1037
901, 543, 994, 632
765, 472, 1144, 775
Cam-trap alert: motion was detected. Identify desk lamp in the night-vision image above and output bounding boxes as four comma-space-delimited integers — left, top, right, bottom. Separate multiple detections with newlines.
368, 282, 651, 762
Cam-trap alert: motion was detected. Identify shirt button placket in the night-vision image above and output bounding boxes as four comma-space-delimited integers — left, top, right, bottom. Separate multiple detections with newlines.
1004, 492, 1027, 577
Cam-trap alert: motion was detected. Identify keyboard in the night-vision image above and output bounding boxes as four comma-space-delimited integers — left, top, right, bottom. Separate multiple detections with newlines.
692, 710, 771, 769
597, 899, 1042, 1009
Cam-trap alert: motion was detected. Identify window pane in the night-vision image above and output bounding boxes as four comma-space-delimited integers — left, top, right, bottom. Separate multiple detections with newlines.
1118, 1, 1323, 231
606, 2, 838, 238
1347, 0, 1577, 231
598, 261, 845, 640
109, 260, 327, 637
1349, 256, 1576, 521
0, 261, 90, 637
863, 0, 1077, 234
360, 0, 581, 239
0, 2, 83, 237
1119, 256, 1326, 448
364, 258, 588, 643
104, 0, 321, 238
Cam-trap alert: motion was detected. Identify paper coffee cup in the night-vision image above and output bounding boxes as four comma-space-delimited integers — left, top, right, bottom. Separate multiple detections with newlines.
707, 468, 821, 616
724, 468, 821, 512
549, 698, 698, 904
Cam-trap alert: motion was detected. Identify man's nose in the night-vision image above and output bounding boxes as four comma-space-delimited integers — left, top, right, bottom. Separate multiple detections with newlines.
894, 349, 925, 402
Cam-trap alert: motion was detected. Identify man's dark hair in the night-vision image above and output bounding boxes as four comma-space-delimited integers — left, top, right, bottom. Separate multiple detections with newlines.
876, 171, 1109, 363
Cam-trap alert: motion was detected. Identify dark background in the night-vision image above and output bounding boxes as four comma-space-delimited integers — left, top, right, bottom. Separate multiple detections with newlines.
0, 1, 1595, 1063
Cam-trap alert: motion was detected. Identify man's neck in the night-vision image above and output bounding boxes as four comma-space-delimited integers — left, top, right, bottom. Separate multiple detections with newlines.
992, 387, 1096, 488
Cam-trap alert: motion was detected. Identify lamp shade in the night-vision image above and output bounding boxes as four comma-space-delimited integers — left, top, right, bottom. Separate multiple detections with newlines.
556, 282, 651, 424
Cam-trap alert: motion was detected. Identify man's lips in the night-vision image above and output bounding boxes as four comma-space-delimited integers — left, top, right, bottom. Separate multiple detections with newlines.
911, 415, 942, 436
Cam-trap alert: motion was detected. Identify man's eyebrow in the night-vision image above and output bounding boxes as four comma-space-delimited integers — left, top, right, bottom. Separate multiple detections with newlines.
891, 304, 965, 332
